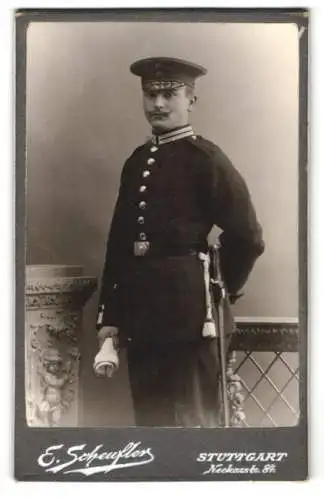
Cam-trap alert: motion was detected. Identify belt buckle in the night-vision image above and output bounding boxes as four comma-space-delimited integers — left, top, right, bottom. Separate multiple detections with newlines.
134, 241, 151, 256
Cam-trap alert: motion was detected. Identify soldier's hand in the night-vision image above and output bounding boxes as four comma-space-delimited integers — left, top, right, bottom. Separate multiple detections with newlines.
97, 326, 119, 348
93, 330, 120, 378
104, 364, 115, 378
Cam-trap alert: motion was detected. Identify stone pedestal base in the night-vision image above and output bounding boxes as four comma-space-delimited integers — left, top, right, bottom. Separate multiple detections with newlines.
25, 265, 96, 427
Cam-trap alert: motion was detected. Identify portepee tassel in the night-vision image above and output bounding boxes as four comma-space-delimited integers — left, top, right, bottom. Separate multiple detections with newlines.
199, 252, 218, 339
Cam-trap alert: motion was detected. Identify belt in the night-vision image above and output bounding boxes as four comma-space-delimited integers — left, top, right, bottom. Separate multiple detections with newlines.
133, 241, 200, 258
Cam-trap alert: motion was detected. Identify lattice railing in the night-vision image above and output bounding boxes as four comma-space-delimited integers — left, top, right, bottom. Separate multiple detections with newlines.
227, 318, 299, 428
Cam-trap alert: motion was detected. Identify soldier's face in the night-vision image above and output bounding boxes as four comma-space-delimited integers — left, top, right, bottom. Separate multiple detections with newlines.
143, 86, 196, 133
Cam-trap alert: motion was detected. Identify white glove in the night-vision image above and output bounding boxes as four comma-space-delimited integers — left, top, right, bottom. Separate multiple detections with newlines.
93, 327, 119, 378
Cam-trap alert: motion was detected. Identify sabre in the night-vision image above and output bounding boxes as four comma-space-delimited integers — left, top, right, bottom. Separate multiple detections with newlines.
210, 244, 231, 428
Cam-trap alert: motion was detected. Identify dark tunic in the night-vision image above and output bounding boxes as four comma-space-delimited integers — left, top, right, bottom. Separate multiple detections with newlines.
96, 130, 264, 426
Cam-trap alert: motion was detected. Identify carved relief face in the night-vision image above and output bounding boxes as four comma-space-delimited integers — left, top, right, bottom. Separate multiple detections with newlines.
46, 360, 62, 374
42, 348, 64, 375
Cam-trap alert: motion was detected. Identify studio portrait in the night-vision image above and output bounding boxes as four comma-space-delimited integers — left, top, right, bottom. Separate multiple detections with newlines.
24, 18, 300, 430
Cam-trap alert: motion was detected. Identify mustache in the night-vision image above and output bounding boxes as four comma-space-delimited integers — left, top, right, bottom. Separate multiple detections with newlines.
149, 111, 169, 118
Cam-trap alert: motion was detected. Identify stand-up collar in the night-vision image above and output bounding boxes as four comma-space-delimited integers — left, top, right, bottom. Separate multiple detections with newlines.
152, 125, 195, 145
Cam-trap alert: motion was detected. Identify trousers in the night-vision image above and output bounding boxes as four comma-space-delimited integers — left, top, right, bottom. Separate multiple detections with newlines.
127, 337, 231, 427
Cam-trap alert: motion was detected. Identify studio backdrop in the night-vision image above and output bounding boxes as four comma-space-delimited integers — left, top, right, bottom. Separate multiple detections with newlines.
25, 21, 299, 427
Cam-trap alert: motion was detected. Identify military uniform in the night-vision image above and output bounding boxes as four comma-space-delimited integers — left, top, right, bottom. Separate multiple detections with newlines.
96, 58, 264, 427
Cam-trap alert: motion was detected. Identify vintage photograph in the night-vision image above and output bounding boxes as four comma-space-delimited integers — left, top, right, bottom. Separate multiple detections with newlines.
23, 16, 302, 431
15, 9, 309, 482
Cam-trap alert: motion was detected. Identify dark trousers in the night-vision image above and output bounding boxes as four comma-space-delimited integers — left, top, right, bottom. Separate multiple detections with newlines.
127, 337, 231, 427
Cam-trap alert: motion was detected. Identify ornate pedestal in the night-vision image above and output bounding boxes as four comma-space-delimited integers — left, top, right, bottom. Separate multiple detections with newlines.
227, 351, 246, 427
25, 265, 97, 427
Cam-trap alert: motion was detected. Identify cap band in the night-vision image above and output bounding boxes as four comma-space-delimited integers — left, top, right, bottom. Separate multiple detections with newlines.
142, 80, 187, 91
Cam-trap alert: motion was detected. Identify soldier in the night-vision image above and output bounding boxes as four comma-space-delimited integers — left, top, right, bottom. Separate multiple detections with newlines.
93, 57, 265, 427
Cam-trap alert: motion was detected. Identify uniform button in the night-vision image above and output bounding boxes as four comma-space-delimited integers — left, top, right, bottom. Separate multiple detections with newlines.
147, 158, 155, 165
139, 185, 147, 193
142, 170, 151, 178
139, 232, 147, 241
137, 216, 145, 224
150, 146, 158, 153
192, 135, 197, 140
139, 201, 147, 209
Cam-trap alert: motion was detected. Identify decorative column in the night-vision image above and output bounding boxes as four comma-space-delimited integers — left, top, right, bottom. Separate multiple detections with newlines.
25, 265, 97, 427
227, 351, 246, 427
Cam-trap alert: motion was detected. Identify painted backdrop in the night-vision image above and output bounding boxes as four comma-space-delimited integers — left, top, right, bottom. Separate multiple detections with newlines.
26, 21, 299, 425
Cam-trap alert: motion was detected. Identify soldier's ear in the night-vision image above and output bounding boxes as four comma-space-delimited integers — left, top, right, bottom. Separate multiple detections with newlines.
188, 95, 197, 111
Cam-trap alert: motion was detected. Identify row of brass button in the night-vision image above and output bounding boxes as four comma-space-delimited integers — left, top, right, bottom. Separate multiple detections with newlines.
136, 146, 159, 243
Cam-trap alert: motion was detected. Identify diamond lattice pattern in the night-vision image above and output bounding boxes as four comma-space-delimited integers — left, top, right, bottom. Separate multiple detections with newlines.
232, 351, 299, 427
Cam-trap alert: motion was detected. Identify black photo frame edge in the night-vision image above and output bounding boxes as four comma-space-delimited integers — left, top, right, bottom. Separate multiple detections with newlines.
14, 7, 309, 482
